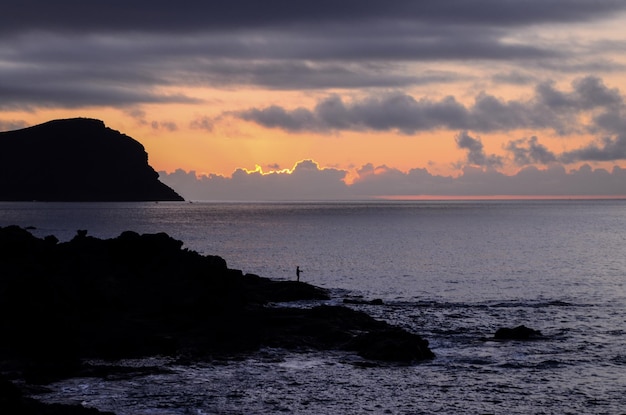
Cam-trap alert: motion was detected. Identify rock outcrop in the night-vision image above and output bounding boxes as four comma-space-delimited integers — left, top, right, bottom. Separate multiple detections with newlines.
0, 118, 183, 201
0, 226, 433, 384
494, 325, 543, 340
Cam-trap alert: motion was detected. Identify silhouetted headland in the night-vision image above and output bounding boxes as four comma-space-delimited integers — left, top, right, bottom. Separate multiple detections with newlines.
0, 226, 433, 413
0, 118, 183, 201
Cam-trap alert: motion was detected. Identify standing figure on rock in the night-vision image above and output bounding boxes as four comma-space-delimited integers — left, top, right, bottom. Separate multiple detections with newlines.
296, 266, 302, 282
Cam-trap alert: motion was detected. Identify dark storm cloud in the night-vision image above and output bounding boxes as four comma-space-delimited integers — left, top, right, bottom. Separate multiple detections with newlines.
189, 61, 459, 90
0, 31, 476, 108
0, 35, 201, 109
0, 82, 198, 110
234, 77, 623, 135
1, 1, 624, 109
2, 1, 623, 35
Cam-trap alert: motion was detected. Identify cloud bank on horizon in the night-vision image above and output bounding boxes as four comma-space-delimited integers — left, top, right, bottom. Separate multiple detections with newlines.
158, 160, 626, 201
2, 1, 626, 199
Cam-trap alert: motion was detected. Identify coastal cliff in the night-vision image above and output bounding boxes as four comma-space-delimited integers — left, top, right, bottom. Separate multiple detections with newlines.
0, 118, 183, 201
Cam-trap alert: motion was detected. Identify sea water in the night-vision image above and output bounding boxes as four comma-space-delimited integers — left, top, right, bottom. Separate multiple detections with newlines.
2, 200, 626, 414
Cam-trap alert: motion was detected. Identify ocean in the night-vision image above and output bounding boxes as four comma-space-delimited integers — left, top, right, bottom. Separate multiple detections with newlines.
2, 200, 625, 414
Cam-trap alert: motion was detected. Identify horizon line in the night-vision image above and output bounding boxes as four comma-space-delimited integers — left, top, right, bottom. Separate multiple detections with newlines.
374, 195, 626, 201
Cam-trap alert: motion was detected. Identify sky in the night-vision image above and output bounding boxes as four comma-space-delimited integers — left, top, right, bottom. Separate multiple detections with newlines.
2, 1, 626, 200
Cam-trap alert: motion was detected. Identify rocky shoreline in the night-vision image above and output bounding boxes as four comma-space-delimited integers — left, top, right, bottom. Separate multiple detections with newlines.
0, 226, 433, 414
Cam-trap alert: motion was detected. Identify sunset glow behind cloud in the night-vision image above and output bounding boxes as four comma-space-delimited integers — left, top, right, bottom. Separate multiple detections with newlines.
2, 1, 626, 199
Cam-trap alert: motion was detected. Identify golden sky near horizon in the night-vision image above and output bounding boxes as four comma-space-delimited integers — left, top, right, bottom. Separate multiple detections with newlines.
2, 1, 626, 198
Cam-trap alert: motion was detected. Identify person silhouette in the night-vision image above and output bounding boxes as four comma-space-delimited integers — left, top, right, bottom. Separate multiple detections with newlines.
296, 266, 302, 282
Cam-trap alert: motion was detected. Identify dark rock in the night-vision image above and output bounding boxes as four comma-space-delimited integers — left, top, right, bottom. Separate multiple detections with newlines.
258, 305, 380, 350
494, 325, 543, 340
253, 305, 433, 362
43, 235, 59, 245
0, 377, 22, 407
242, 274, 330, 303
347, 327, 435, 362
0, 118, 183, 201
0, 226, 436, 414
0, 226, 432, 378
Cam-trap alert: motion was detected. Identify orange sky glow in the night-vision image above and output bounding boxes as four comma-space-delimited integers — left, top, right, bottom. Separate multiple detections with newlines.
2, 2, 626, 200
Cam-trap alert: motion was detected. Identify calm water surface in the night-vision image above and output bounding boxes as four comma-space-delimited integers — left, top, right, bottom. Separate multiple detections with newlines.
2, 200, 625, 414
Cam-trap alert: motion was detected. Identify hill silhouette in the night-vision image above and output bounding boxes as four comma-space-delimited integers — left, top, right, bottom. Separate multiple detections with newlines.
0, 118, 183, 201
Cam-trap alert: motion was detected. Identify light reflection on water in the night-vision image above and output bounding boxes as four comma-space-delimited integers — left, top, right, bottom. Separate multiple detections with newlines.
2, 200, 626, 413
37, 297, 626, 414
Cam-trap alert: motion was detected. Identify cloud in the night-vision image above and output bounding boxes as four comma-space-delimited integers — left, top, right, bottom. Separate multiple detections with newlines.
189, 61, 459, 90
3, 1, 623, 35
0, 33, 467, 108
348, 164, 456, 196
159, 160, 349, 201
504, 129, 626, 165
1, 2, 624, 109
592, 109, 626, 134
123, 109, 180, 132
560, 135, 626, 162
159, 160, 626, 200
238, 106, 322, 133
236, 93, 468, 134
0, 76, 200, 110
456, 131, 503, 168
505, 136, 558, 165
190, 117, 215, 132
151, 121, 178, 132
535, 76, 623, 111
491, 71, 538, 85
0, 119, 28, 131
235, 76, 625, 135
353, 163, 626, 197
